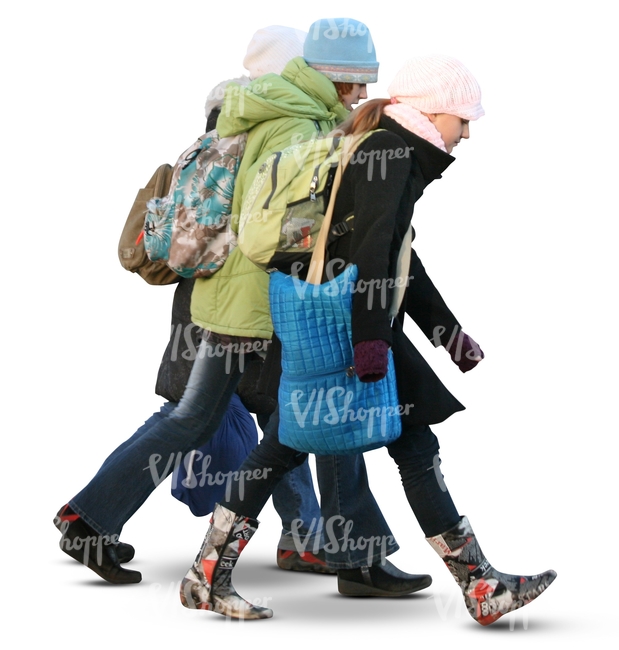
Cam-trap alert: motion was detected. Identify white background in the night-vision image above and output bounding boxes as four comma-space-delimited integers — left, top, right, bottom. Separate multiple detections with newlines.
3, 0, 617, 645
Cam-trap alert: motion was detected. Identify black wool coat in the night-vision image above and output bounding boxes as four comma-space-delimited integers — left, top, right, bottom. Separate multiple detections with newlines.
327, 115, 465, 426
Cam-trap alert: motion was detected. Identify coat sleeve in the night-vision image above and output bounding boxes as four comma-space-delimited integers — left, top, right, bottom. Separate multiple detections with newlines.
340, 131, 414, 347
405, 248, 462, 347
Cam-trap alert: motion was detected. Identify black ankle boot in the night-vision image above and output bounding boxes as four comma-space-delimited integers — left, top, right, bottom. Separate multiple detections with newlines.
54, 505, 135, 563
337, 559, 432, 597
54, 506, 141, 584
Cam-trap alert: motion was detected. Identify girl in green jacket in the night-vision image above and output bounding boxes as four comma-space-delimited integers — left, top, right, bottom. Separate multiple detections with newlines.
181, 18, 439, 619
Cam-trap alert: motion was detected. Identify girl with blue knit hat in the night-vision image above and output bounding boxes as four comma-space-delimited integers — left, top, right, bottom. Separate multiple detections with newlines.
179, 53, 557, 627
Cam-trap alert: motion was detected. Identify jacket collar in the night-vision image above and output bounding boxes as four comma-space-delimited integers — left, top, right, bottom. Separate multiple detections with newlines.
379, 115, 455, 185
282, 57, 349, 122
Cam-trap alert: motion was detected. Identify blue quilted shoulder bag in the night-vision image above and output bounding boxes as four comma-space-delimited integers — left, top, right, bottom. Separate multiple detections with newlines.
269, 264, 401, 454
268, 135, 408, 455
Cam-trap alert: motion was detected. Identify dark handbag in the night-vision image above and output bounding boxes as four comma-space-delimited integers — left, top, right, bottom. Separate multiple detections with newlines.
171, 394, 259, 516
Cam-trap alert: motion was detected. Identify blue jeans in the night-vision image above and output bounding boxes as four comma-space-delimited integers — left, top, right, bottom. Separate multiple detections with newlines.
70, 339, 321, 548
221, 407, 400, 568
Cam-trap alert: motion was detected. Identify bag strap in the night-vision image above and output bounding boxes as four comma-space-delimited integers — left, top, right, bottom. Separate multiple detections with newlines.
305, 133, 412, 321
390, 226, 412, 320
306, 134, 363, 285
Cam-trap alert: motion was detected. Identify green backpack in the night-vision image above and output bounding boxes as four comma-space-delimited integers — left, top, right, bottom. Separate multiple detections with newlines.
237, 132, 375, 271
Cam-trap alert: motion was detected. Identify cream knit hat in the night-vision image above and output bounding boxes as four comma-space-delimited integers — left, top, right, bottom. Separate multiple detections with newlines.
388, 55, 484, 121
243, 25, 307, 80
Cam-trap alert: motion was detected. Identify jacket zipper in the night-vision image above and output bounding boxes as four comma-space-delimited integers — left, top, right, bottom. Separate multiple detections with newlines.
262, 151, 281, 209
309, 164, 320, 202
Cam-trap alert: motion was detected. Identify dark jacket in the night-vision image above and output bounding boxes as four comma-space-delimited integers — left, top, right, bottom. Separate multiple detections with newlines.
262, 115, 465, 426
155, 278, 275, 415
155, 278, 201, 402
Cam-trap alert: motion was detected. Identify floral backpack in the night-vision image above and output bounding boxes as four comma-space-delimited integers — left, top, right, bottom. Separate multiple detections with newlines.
142, 129, 247, 278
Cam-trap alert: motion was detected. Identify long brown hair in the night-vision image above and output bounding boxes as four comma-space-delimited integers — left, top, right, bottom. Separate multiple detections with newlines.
333, 98, 390, 136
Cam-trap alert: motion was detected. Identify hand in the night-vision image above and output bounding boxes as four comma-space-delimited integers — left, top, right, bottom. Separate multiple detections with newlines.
446, 330, 484, 373
353, 340, 390, 383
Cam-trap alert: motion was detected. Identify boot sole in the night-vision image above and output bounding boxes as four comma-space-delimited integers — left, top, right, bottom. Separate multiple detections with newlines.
277, 559, 337, 574
474, 569, 557, 626
338, 574, 432, 597
180, 576, 273, 619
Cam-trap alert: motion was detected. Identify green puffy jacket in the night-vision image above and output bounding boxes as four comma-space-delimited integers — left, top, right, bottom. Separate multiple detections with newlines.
191, 58, 348, 338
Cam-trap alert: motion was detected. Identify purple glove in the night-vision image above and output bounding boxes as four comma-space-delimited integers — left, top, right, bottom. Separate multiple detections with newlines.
446, 331, 484, 373
354, 339, 390, 383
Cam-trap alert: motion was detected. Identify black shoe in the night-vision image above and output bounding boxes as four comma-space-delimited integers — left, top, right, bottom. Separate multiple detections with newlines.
54, 505, 135, 564
54, 506, 141, 584
337, 560, 431, 597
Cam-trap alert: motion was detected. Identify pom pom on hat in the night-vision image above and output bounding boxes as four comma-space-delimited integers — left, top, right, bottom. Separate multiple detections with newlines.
388, 55, 484, 121
243, 25, 307, 80
304, 17, 379, 83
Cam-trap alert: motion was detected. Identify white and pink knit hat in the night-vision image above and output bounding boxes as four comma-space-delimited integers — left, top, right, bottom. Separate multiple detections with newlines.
388, 55, 484, 121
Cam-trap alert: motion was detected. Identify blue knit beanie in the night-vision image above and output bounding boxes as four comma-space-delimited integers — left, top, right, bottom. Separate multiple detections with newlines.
304, 17, 379, 83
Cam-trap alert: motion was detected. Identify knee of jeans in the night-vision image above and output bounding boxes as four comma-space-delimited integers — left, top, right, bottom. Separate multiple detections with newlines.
287, 451, 309, 472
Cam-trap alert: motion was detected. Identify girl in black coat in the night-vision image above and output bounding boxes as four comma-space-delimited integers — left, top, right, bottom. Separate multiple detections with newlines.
179, 55, 556, 626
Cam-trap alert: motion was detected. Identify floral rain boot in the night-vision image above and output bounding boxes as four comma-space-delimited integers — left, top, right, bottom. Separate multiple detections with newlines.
427, 516, 556, 626
180, 503, 273, 619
